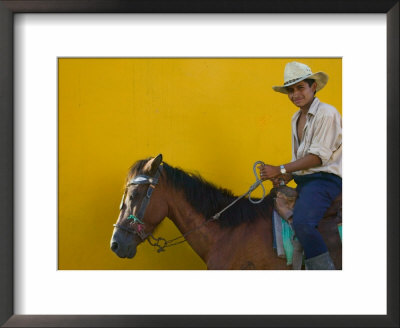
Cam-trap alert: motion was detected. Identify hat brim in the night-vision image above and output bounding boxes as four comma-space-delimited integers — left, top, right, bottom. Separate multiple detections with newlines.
272, 71, 329, 94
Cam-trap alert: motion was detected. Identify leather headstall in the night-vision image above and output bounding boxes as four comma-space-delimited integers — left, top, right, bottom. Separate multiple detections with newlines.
114, 165, 163, 240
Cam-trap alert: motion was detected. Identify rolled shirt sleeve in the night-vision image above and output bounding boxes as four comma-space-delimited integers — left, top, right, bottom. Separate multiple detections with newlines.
307, 112, 342, 165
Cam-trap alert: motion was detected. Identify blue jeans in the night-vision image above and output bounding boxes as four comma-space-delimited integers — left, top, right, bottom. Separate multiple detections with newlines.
293, 173, 342, 259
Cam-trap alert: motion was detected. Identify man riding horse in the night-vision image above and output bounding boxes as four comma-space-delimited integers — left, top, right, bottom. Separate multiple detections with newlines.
259, 61, 342, 270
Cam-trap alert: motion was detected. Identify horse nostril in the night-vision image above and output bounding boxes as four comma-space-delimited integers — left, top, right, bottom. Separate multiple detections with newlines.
111, 241, 119, 252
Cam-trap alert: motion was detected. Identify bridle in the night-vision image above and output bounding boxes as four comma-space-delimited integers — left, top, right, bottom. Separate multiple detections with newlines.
113, 160, 267, 253
114, 163, 196, 253
113, 163, 192, 253
113, 165, 163, 241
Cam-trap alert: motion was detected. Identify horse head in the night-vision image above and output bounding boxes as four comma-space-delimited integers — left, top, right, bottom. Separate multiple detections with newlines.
110, 154, 167, 258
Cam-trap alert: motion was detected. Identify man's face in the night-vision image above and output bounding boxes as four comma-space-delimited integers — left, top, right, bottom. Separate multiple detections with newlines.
286, 80, 317, 108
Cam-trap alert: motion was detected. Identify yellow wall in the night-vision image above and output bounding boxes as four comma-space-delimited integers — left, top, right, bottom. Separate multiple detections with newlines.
58, 58, 342, 270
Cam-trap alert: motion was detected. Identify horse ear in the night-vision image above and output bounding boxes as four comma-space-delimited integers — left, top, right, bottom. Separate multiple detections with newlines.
148, 154, 163, 174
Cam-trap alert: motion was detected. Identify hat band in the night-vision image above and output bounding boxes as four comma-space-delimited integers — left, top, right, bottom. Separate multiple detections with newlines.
284, 73, 312, 86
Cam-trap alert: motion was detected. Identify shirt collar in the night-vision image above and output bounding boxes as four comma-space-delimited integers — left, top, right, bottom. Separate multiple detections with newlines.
307, 97, 320, 116
292, 97, 320, 121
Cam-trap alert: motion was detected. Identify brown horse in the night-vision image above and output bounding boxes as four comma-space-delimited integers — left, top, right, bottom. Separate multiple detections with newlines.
110, 154, 342, 269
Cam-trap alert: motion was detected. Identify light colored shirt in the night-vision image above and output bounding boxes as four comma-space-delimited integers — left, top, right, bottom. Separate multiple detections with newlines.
291, 97, 342, 178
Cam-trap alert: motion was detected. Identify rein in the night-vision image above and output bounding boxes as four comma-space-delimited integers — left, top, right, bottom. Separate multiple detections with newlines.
114, 161, 267, 253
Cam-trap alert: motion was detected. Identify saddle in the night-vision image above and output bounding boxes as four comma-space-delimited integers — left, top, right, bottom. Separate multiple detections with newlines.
271, 185, 342, 269
272, 185, 342, 223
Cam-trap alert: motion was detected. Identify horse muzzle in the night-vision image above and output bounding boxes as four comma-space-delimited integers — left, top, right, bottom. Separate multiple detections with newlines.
110, 228, 138, 259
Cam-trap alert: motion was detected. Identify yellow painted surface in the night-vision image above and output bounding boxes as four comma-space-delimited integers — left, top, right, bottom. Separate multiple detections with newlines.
58, 58, 342, 270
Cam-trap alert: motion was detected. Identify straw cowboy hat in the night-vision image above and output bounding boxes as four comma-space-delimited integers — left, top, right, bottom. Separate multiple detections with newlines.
272, 61, 329, 94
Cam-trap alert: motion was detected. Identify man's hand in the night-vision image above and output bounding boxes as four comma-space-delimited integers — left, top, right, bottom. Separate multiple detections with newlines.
271, 177, 283, 187
258, 164, 281, 180
271, 173, 293, 187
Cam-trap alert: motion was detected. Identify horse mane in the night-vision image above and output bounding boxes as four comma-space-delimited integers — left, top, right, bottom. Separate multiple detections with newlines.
128, 159, 273, 228
127, 158, 150, 183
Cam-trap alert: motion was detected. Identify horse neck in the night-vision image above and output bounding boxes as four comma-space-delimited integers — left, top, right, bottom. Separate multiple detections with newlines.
164, 186, 223, 264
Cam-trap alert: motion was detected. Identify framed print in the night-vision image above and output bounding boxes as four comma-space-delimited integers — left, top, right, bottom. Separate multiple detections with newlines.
0, 1, 398, 327
57, 57, 342, 271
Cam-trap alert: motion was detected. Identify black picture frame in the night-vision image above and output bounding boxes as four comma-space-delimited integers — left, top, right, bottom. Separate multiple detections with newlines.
0, 1, 398, 327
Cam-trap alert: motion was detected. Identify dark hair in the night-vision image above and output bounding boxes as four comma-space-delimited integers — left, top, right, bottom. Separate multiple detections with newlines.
303, 79, 315, 87
304, 78, 317, 95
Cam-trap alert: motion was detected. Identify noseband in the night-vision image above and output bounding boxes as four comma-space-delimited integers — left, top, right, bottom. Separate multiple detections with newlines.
113, 166, 162, 240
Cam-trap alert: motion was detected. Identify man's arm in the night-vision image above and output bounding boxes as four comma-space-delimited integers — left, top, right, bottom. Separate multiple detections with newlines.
283, 153, 322, 174
259, 154, 322, 181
